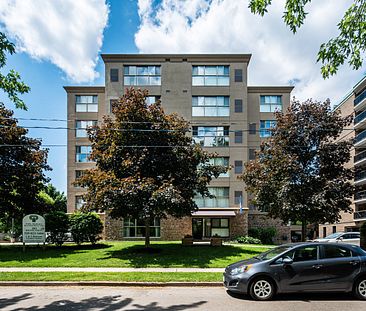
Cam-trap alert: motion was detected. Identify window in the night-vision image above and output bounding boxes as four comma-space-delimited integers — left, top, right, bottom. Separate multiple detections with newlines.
234, 99, 243, 113
123, 218, 160, 238
76, 95, 98, 112
260, 95, 282, 112
234, 191, 243, 205
192, 96, 229, 117
74, 170, 86, 188
249, 123, 256, 135
211, 218, 229, 237
249, 149, 256, 160
192, 66, 229, 86
110, 68, 119, 82
332, 226, 336, 234
260, 120, 277, 138
76, 145, 92, 162
234, 69, 243, 82
76, 120, 97, 138
286, 246, 318, 262
322, 245, 352, 259
207, 157, 229, 177
75, 196, 85, 210
194, 187, 229, 208
192, 126, 229, 147
234, 131, 242, 144
234, 161, 243, 174
146, 96, 160, 105
124, 66, 161, 86
323, 227, 327, 238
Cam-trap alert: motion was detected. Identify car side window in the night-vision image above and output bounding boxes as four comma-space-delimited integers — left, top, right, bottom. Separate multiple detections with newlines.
342, 234, 352, 239
285, 246, 318, 263
322, 245, 352, 259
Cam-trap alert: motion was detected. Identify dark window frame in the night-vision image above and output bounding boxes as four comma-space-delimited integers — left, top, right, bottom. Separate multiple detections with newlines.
234, 99, 243, 113
234, 69, 243, 82
110, 68, 119, 82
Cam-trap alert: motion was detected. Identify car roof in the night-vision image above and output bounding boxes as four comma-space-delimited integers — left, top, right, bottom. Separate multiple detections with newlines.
279, 241, 359, 248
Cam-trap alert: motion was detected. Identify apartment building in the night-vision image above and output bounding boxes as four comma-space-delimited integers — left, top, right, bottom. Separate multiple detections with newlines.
319, 76, 366, 237
65, 54, 293, 241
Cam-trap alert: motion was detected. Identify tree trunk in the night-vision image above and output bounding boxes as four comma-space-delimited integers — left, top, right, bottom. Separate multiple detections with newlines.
145, 217, 151, 248
301, 221, 307, 242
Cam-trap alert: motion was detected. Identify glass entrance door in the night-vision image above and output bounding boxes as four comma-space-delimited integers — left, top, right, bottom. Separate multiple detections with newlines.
192, 218, 203, 239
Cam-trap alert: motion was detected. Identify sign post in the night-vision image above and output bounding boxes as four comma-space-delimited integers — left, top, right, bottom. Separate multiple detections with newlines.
22, 214, 46, 251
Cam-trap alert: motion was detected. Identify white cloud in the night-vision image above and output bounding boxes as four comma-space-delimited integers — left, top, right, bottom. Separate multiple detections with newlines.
0, 0, 109, 83
135, 0, 363, 104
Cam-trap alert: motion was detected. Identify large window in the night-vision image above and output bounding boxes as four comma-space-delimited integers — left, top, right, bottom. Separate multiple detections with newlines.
194, 187, 229, 208
124, 66, 161, 86
192, 126, 229, 147
75, 196, 85, 210
260, 120, 277, 138
260, 95, 282, 112
211, 218, 229, 237
76, 146, 92, 162
76, 95, 98, 112
192, 66, 229, 86
123, 218, 160, 238
76, 120, 97, 138
192, 96, 229, 117
207, 157, 229, 177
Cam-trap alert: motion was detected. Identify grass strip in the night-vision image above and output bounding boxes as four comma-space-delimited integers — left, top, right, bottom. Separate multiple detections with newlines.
0, 272, 223, 282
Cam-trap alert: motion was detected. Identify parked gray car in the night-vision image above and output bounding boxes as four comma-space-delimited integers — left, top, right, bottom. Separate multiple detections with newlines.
223, 242, 366, 300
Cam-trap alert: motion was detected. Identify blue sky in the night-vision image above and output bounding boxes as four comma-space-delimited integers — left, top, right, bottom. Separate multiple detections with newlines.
0, 0, 364, 194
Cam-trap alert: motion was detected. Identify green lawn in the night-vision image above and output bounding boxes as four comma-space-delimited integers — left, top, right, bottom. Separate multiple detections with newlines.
0, 241, 270, 268
0, 272, 222, 282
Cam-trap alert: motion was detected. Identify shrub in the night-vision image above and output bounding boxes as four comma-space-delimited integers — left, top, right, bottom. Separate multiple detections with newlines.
361, 222, 366, 251
235, 236, 261, 244
248, 227, 277, 245
44, 211, 70, 246
69, 212, 103, 245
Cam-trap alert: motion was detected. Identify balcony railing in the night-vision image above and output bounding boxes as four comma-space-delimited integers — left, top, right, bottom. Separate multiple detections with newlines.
355, 109, 366, 125
355, 190, 366, 201
355, 171, 366, 181
355, 150, 366, 163
354, 88, 366, 106
354, 210, 366, 220
355, 128, 366, 143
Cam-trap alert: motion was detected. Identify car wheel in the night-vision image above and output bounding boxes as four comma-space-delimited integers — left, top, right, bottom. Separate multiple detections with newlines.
354, 277, 366, 300
249, 277, 275, 301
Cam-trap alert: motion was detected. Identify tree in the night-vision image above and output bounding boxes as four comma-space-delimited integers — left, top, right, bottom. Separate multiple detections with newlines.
249, 0, 366, 78
41, 183, 67, 213
241, 99, 354, 241
0, 103, 50, 226
0, 32, 30, 110
44, 211, 69, 246
69, 212, 103, 245
77, 88, 225, 247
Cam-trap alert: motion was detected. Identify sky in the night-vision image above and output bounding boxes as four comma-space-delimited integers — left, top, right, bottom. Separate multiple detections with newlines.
0, 0, 364, 194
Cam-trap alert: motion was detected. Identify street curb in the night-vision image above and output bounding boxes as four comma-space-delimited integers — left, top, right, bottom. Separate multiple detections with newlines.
0, 281, 223, 287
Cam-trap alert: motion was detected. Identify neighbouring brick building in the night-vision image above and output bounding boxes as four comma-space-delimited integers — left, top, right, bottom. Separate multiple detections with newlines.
319, 76, 366, 237
65, 54, 294, 242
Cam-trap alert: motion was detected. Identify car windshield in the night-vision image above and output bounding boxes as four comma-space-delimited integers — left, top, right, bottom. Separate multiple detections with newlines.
324, 233, 342, 239
256, 245, 293, 261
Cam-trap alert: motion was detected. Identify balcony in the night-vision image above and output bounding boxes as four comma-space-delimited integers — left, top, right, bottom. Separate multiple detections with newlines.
354, 210, 366, 222
354, 150, 366, 166
354, 128, 366, 147
355, 110, 366, 129
355, 190, 366, 203
355, 171, 366, 185
354, 88, 366, 111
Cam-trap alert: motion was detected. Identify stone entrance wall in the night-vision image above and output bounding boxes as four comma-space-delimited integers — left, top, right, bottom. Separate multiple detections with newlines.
248, 212, 291, 244
161, 216, 192, 240
230, 210, 249, 238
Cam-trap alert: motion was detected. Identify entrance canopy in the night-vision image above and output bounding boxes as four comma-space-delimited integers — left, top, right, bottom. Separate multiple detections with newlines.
191, 210, 236, 217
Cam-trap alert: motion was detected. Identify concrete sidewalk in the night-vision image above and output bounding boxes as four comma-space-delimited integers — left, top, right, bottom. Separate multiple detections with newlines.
0, 267, 224, 273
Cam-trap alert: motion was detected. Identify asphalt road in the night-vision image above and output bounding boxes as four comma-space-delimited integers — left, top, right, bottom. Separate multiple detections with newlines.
0, 286, 365, 311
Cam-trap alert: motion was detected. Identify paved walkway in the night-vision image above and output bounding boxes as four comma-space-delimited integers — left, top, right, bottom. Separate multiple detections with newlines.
0, 267, 224, 273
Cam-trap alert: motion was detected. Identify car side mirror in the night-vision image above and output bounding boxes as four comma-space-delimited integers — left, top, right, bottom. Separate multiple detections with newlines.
337, 237, 343, 241
282, 257, 293, 265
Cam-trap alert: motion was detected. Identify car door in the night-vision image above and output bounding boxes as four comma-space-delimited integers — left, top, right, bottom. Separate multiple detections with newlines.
338, 233, 360, 246
271, 245, 324, 293
318, 244, 361, 290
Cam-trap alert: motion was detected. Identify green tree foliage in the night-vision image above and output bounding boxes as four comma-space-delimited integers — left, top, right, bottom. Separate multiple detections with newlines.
0, 32, 30, 110
44, 211, 70, 246
241, 99, 354, 241
41, 184, 67, 213
249, 0, 366, 78
0, 103, 50, 223
248, 227, 277, 245
78, 88, 226, 247
69, 212, 103, 245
